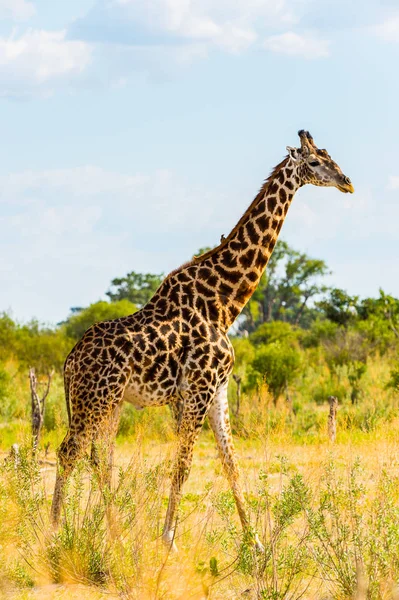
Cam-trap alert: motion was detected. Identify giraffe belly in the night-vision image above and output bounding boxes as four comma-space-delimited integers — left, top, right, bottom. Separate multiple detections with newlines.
123, 378, 174, 409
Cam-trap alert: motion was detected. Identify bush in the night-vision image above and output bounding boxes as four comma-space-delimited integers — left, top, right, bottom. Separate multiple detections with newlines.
230, 337, 255, 368
301, 318, 338, 348
0, 364, 10, 416
249, 321, 299, 346
386, 363, 399, 392
246, 341, 302, 404
63, 299, 137, 341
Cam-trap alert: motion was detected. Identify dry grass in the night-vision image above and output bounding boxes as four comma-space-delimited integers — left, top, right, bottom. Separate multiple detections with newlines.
1, 357, 399, 599
2, 415, 399, 600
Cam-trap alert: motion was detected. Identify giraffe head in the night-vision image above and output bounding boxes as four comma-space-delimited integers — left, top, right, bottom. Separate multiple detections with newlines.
286, 130, 354, 193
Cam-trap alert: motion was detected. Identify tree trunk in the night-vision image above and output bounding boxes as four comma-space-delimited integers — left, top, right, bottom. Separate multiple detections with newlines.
294, 294, 310, 326
328, 395, 338, 443
29, 368, 53, 452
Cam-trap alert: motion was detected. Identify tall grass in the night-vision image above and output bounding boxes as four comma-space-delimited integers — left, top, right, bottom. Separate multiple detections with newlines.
2, 426, 399, 598
1, 354, 399, 598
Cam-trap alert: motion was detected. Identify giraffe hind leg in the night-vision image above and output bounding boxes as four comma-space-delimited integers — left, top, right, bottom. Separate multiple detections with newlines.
90, 404, 121, 491
208, 383, 264, 552
51, 402, 123, 527
51, 425, 91, 527
162, 391, 211, 551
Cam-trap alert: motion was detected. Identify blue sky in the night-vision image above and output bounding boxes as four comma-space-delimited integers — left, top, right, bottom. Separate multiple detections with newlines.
0, 0, 398, 325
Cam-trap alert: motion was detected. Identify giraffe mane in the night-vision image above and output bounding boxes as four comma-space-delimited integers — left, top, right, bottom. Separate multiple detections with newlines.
163, 155, 289, 282
191, 155, 289, 264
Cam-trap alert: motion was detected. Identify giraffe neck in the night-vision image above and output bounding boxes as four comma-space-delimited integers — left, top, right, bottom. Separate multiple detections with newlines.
196, 156, 301, 331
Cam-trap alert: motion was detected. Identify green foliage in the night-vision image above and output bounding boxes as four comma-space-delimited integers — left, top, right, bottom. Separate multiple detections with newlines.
357, 290, 399, 354
194, 246, 213, 257
304, 459, 365, 597
106, 271, 163, 307
322, 329, 368, 404
0, 314, 17, 360
249, 321, 299, 346
0, 364, 10, 406
209, 556, 219, 577
15, 322, 72, 372
386, 363, 399, 392
316, 287, 359, 328
230, 337, 255, 376
240, 240, 330, 332
301, 318, 339, 348
63, 299, 137, 341
312, 380, 348, 406
340, 399, 398, 433
0, 314, 72, 372
246, 341, 302, 403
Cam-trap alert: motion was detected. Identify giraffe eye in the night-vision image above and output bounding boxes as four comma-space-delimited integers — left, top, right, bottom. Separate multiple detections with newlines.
309, 161, 320, 167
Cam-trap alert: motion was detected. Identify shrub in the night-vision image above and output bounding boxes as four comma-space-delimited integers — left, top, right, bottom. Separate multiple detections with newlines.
63, 300, 137, 341
246, 341, 302, 404
249, 321, 299, 347
386, 363, 399, 392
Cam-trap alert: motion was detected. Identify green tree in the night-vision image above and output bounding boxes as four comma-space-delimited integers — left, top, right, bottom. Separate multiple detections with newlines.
249, 321, 300, 347
0, 313, 17, 360
106, 272, 163, 307
386, 364, 399, 392
0, 314, 72, 372
323, 329, 368, 405
239, 241, 330, 332
63, 299, 137, 341
316, 288, 359, 328
301, 318, 339, 348
194, 246, 213, 257
356, 290, 399, 352
246, 341, 302, 404
14, 322, 73, 372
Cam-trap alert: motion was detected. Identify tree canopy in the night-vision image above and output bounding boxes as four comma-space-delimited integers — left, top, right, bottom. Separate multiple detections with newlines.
239, 240, 330, 332
106, 272, 163, 307
63, 299, 137, 341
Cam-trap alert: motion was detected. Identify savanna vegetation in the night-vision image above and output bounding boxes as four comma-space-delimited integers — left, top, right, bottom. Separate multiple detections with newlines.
1, 241, 399, 599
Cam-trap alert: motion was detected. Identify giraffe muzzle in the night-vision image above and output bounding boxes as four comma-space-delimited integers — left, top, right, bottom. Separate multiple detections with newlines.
337, 176, 354, 194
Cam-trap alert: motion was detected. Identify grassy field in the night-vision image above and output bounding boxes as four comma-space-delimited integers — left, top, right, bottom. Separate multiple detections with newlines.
1, 376, 399, 600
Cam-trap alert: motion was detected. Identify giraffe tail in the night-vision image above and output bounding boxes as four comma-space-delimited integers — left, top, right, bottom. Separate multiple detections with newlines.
63, 361, 72, 427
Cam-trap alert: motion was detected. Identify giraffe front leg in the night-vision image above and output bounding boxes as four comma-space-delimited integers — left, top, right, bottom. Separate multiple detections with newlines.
162, 398, 208, 552
208, 383, 264, 552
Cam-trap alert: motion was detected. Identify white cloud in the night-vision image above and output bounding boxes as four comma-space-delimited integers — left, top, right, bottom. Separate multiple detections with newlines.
0, 166, 147, 201
72, 0, 299, 54
0, 165, 221, 233
0, 29, 92, 97
374, 14, 399, 43
263, 31, 330, 58
115, 0, 297, 38
388, 176, 399, 189
0, 0, 35, 20
0, 164, 230, 322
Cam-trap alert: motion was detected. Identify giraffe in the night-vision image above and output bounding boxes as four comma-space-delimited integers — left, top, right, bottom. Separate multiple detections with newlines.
51, 130, 354, 551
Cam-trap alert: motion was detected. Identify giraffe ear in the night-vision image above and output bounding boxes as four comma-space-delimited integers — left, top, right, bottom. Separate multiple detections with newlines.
286, 146, 300, 162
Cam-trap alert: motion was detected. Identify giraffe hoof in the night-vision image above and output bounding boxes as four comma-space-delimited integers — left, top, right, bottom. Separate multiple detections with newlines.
162, 531, 178, 553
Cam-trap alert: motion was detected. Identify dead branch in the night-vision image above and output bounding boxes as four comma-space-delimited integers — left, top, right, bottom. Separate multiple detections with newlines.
29, 367, 54, 453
